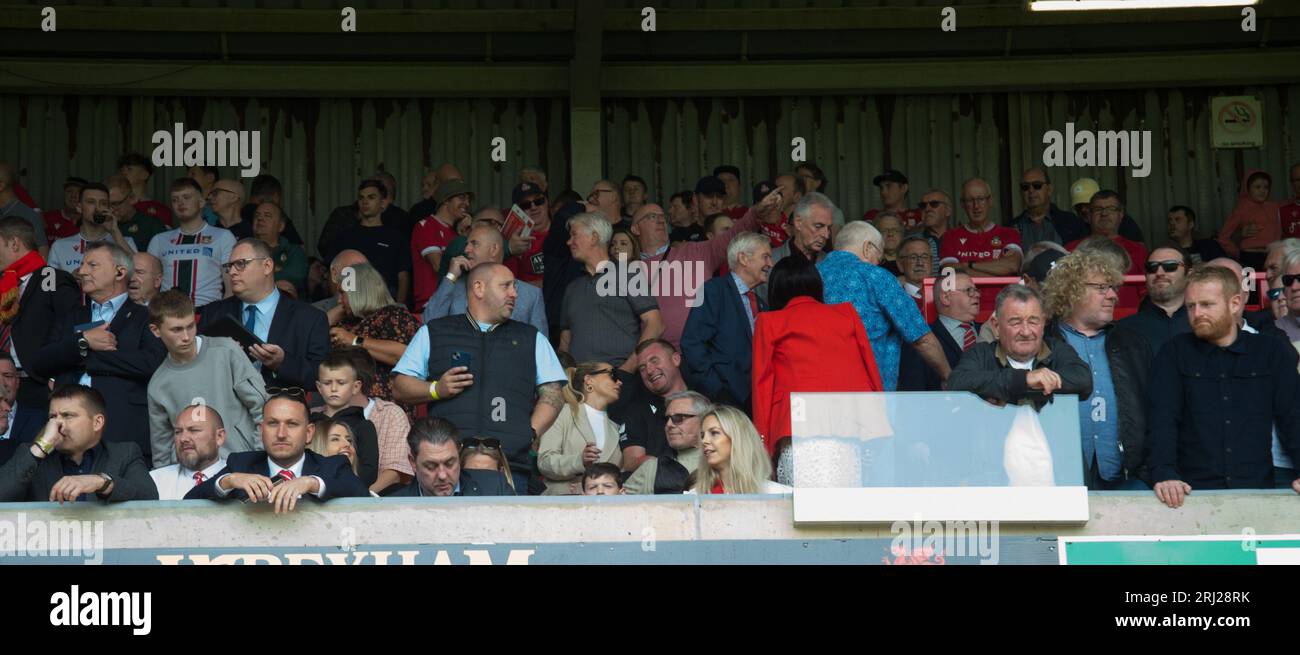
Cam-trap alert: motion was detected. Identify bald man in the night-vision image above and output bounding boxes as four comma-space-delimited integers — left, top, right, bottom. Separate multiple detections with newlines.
423, 224, 548, 335
209, 178, 252, 239
315, 249, 369, 324
939, 177, 1024, 277
129, 252, 163, 306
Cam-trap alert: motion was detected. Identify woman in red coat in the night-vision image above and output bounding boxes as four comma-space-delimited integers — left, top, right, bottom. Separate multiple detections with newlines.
752, 256, 885, 481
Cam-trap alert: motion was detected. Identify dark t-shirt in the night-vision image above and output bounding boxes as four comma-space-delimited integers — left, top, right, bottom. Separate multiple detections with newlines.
618, 395, 671, 459
338, 223, 412, 296
670, 224, 705, 244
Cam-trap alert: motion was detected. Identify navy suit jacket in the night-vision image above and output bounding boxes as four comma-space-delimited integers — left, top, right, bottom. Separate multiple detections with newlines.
898, 318, 977, 392
33, 298, 165, 461
197, 293, 330, 388
681, 273, 763, 408
388, 469, 516, 497
0, 402, 46, 467
183, 449, 369, 501
10, 266, 82, 410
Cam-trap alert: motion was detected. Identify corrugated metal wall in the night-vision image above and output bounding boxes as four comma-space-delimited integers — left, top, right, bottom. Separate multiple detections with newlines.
605, 85, 1300, 243
0, 95, 569, 257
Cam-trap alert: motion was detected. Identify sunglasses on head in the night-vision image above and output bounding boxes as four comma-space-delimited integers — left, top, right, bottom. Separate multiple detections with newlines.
267, 386, 306, 399
1145, 260, 1184, 274
1019, 181, 1046, 191
461, 437, 502, 451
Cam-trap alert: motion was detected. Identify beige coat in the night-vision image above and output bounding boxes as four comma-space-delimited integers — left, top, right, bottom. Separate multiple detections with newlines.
537, 403, 623, 495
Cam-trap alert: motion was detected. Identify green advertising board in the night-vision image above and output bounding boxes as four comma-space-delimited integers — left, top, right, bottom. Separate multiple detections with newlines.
1060, 535, 1300, 565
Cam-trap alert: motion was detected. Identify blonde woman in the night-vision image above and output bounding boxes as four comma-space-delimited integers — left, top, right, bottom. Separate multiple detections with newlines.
537, 361, 624, 495
693, 405, 792, 494
309, 418, 358, 476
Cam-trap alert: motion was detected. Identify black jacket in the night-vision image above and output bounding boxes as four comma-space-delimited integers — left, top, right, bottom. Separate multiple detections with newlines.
947, 336, 1093, 411
197, 293, 330, 388
33, 298, 165, 461
541, 201, 587, 343
9, 266, 82, 410
0, 401, 46, 466
388, 469, 516, 497
1051, 321, 1153, 480
183, 449, 369, 501
899, 318, 978, 392
1117, 298, 1190, 359
0, 439, 157, 503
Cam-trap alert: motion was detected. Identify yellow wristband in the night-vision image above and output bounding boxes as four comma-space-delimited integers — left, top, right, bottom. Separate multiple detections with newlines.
429, 381, 440, 401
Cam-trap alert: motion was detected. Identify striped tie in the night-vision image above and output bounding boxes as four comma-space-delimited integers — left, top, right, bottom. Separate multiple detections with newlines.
193, 471, 206, 485
961, 322, 976, 351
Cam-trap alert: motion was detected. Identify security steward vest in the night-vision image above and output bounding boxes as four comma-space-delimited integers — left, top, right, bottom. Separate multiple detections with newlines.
425, 314, 539, 472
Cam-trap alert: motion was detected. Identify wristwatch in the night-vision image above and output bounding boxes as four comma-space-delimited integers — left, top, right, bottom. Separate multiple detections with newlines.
77, 336, 89, 356
96, 472, 114, 495
352, 335, 365, 347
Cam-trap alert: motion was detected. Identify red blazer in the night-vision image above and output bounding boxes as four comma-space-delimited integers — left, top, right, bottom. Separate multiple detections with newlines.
751, 296, 885, 456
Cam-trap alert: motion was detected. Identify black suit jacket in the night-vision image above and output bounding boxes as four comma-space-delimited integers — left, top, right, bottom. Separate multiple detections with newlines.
0, 439, 157, 503
0, 402, 46, 466
10, 266, 82, 409
197, 293, 330, 388
898, 319, 977, 392
32, 297, 165, 460
183, 449, 369, 501
388, 469, 515, 497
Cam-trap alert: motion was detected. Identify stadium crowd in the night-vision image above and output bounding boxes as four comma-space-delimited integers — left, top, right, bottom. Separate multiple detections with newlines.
0, 155, 1298, 509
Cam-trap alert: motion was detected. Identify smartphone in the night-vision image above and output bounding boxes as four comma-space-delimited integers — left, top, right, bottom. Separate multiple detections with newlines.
74, 320, 106, 333
451, 350, 473, 372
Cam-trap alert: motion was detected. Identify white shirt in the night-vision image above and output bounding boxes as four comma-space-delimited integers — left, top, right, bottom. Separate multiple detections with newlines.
48, 232, 137, 274
149, 223, 237, 306
1008, 358, 1035, 371
149, 457, 227, 501
0, 401, 15, 441
214, 453, 327, 498
583, 404, 608, 451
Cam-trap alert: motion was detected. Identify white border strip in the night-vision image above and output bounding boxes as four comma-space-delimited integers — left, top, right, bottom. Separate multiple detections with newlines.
792, 486, 1090, 524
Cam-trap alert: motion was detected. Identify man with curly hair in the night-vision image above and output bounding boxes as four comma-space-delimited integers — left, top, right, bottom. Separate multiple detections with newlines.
1042, 250, 1154, 490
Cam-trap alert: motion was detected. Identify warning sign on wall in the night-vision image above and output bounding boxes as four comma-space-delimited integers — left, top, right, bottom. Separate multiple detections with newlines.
1211, 95, 1264, 149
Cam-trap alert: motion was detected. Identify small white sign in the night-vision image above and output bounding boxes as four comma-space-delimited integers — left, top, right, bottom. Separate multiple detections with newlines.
1211, 95, 1264, 149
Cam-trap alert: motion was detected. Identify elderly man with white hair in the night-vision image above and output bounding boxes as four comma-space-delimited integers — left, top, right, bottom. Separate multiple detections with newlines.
817, 218, 952, 391
681, 232, 773, 413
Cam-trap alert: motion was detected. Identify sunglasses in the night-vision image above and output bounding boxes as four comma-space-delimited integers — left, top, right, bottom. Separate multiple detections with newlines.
267, 386, 306, 399
461, 437, 502, 451
666, 413, 697, 425
1019, 181, 1047, 191
1284, 274, 1300, 288
1145, 260, 1184, 274
521, 197, 547, 209
593, 368, 618, 380
918, 200, 946, 209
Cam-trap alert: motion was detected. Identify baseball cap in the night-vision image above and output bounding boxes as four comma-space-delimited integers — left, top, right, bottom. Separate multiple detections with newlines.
435, 179, 473, 208
694, 176, 726, 197
752, 180, 776, 204
511, 182, 546, 206
872, 169, 909, 186
1069, 178, 1100, 207
1025, 249, 1067, 284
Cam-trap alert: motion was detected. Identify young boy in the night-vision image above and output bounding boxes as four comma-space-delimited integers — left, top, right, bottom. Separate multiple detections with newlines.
581, 462, 625, 496
337, 347, 414, 494
313, 350, 386, 491
146, 290, 268, 468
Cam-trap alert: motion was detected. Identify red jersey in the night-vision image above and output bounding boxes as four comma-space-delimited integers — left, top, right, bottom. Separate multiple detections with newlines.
864, 207, 923, 231
760, 219, 789, 249
42, 209, 79, 240
506, 226, 547, 285
1064, 235, 1148, 308
938, 223, 1023, 266
134, 199, 173, 226
726, 206, 749, 221
410, 214, 457, 311
1281, 201, 1300, 240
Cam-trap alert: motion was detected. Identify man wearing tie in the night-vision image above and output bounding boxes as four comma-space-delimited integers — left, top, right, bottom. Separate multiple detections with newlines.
186, 391, 369, 511
899, 272, 982, 391
33, 241, 165, 461
197, 238, 330, 388
680, 232, 773, 415
149, 404, 228, 501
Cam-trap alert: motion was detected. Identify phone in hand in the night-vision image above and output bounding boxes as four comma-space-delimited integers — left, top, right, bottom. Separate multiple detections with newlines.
74, 320, 106, 334
451, 350, 473, 373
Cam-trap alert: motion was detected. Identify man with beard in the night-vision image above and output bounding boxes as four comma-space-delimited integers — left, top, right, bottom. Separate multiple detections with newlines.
1148, 265, 1300, 507
1118, 247, 1193, 355
149, 404, 229, 500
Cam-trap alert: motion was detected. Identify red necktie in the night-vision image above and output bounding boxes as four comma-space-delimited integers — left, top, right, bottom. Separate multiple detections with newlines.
278, 470, 295, 481
193, 471, 206, 485
745, 290, 760, 320
961, 322, 976, 351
